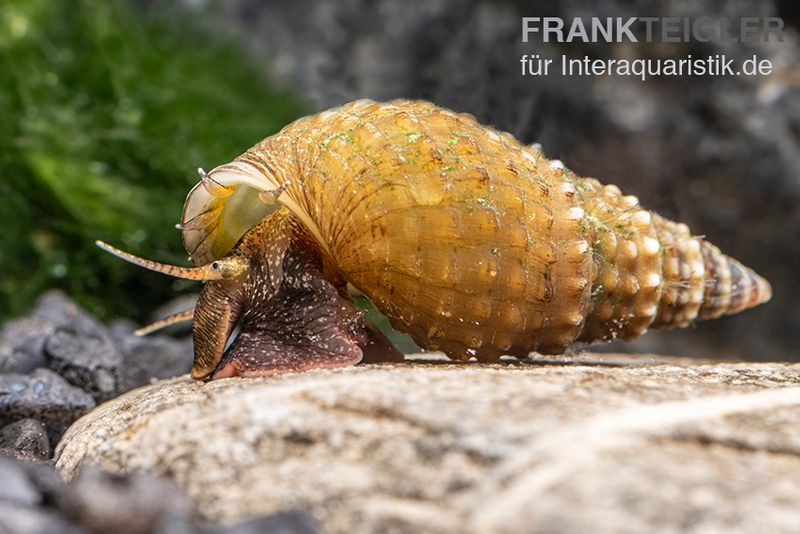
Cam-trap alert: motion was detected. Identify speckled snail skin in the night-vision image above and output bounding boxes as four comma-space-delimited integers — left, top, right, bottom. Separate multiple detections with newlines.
97, 99, 772, 380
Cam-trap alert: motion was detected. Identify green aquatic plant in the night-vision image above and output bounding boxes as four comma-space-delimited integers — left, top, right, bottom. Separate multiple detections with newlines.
0, 0, 307, 321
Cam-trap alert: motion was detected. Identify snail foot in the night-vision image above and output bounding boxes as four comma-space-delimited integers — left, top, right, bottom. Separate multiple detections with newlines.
207, 263, 402, 378
357, 322, 405, 364
210, 284, 366, 379
211, 328, 364, 379
210, 311, 404, 379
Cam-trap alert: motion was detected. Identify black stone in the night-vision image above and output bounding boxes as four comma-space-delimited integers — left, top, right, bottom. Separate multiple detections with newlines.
0, 458, 77, 533
0, 317, 54, 374
29, 291, 100, 335
0, 452, 318, 534
17, 459, 66, 506
0, 291, 103, 376
0, 346, 46, 375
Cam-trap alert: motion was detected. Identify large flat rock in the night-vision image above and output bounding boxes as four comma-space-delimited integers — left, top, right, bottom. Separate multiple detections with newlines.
55, 354, 800, 533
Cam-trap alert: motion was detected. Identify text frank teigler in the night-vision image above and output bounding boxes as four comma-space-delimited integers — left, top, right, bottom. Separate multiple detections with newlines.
519, 16, 781, 81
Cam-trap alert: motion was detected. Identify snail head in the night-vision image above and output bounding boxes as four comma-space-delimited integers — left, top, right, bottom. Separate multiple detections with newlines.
97, 209, 402, 381
95, 239, 252, 379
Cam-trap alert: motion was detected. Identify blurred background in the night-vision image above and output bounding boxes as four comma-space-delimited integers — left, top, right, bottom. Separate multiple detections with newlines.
1, 0, 797, 361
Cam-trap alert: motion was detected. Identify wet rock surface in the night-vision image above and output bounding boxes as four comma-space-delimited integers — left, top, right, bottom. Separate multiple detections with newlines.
55, 355, 800, 533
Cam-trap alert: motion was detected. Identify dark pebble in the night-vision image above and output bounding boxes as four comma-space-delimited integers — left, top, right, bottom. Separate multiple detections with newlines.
0, 502, 84, 534
0, 458, 77, 534
0, 322, 52, 374
0, 347, 46, 375
0, 369, 95, 444
0, 454, 316, 534
57, 466, 196, 534
0, 456, 41, 506
0, 291, 102, 375
110, 320, 193, 380
17, 459, 66, 505
29, 291, 100, 335
0, 419, 51, 461
210, 510, 319, 534
45, 329, 148, 402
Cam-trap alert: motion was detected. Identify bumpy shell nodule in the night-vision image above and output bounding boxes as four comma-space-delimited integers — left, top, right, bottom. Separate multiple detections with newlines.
181, 99, 771, 361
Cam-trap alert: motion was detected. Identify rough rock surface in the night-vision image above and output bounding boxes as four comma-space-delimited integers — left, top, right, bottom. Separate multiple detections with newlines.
56, 354, 800, 533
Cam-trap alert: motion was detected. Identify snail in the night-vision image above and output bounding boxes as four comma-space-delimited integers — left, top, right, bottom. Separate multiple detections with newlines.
97, 99, 772, 380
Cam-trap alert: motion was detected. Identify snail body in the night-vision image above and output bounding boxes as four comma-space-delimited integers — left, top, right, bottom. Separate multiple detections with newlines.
99, 99, 771, 380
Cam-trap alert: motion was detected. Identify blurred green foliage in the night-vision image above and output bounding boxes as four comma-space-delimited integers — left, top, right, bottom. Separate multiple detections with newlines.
0, 0, 307, 321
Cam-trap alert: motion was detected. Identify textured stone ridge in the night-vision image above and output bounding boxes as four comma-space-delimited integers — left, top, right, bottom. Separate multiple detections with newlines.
55, 354, 800, 533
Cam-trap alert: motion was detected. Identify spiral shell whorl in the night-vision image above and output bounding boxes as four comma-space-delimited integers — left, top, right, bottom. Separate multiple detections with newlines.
577, 178, 771, 341
697, 241, 772, 320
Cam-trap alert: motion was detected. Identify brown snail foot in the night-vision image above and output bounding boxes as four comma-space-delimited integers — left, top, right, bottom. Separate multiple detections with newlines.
207, 262, 401, 379
208, 285, 364, 379
211, 316, 404, 379
357, 322, 406, 364
211, 329, 363, 379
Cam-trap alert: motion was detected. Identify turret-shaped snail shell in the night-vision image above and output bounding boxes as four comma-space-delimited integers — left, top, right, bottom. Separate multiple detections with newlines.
100, 99, 771, 380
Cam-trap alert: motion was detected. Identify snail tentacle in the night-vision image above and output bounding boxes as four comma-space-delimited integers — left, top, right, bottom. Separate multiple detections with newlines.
197, 167, 234, 197
258, 179, 292, 204
134, 308, 194, 336
95, 241, 245, 281
95, 240, 221, 281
